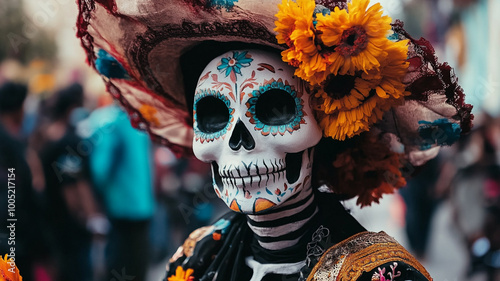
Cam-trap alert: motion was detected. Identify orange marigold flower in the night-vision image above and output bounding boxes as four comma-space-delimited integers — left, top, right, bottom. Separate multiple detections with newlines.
274, 0, 331, 84
0, 254, 23, 281
212, 232, 222, 241
275, 0, 316, 51
315, 0, 393, 75
168, 266, 194, 281
315, 39, 409, 140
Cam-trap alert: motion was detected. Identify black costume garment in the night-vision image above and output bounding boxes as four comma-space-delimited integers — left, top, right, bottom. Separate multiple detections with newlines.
0, 124, 45, 281
39, 125, 92, 281
165, 192, 432, 281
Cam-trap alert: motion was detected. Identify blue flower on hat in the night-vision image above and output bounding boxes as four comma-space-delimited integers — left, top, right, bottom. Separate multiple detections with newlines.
210, 0, 239, 10
217, 51, 253, 83
418, 118, 462, 150
95, 49, 130, 79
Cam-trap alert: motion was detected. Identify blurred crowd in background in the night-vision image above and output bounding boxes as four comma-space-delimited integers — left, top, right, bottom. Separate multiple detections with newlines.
0, 0, 499, 280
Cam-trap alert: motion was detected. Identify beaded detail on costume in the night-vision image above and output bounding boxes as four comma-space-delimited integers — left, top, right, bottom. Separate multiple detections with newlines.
307, 231, 432, 281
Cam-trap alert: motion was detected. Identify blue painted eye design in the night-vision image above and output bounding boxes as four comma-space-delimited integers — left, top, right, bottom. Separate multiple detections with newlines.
194, 89, 234, 143
246, 79, 305, 136
95, 49, 130, 79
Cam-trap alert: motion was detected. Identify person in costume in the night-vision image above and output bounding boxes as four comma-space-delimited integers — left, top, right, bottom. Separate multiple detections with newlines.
76, 0, 473, 280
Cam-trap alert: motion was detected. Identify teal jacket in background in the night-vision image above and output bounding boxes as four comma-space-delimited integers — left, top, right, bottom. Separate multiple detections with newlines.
87, 104, 155, 220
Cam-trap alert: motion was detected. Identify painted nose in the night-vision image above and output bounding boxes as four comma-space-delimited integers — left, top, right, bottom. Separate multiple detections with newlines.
229, 119, 255, 151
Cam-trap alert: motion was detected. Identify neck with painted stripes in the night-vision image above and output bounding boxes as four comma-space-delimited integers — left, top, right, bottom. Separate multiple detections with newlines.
246, 183, 318, 251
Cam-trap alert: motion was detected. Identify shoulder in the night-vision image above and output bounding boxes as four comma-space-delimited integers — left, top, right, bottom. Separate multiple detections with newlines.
166, 212, 245, 281
308, 231, 432, 281
88, 105, 124, 130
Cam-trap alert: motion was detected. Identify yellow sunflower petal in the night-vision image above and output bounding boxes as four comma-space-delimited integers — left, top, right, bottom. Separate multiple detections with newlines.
315, 0, 394, 75
315, 36, 409, 140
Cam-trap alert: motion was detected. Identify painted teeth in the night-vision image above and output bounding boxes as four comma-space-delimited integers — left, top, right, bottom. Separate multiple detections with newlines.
218, 159, 286, 188
219, 159, 285, 178
221, 171, 286, 189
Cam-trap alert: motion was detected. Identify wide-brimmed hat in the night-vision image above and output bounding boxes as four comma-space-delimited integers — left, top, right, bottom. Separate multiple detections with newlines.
77, 0, 292, 155
77, 0, 473, 206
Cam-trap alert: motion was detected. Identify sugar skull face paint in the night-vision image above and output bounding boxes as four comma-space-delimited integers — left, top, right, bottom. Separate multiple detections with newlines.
192, 49, 322, 214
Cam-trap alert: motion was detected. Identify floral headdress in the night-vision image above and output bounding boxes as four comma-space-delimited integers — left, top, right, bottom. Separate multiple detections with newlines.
76, 0, 473, 206
271, 0, 473, 205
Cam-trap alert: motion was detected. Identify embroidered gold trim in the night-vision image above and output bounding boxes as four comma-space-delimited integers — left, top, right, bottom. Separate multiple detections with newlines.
307, 231, 432, 281
339, 243, 432, 280
182, 226, 214, 257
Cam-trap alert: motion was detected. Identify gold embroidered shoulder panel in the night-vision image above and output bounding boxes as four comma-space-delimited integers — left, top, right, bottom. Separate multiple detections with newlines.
307, 231, 433, 281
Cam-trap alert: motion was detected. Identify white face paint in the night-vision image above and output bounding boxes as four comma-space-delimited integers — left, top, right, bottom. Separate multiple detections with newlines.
192, 49, 322, 214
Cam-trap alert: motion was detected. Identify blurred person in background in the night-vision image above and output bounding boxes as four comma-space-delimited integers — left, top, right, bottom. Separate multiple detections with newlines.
444, 118, 500, 280
36, 83, 100, 281
400, 156, 443, 260
0, 81, 46, 281
154, 150, 220, 259
84, 102, 155, 281
438, 0, 500, 278
150, 146, 180, 264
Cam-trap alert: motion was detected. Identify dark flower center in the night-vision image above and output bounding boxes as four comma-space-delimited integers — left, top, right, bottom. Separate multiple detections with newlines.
324, 74, 357, 100
289, 58, 300, 67
335, 26, 368, 57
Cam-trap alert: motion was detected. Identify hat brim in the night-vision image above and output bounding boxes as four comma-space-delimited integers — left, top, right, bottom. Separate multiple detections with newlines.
77, 0, 284, 155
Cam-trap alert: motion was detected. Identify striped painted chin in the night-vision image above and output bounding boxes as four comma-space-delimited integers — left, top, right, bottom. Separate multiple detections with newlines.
211, 149, 313, 214
246, 181, 318, 251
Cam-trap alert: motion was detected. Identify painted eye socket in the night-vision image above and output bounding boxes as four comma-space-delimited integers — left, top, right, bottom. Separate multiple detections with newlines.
246, 80, 305, 136
255, 89, 296, 126
195, 96, 230, 133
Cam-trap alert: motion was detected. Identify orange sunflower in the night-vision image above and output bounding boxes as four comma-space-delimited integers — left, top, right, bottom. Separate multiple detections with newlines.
168, 266, 194, 281
316, 39, 409, 140
0, 254, 22, 281
274, 0, 330, 84
315, 0, 393, 76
